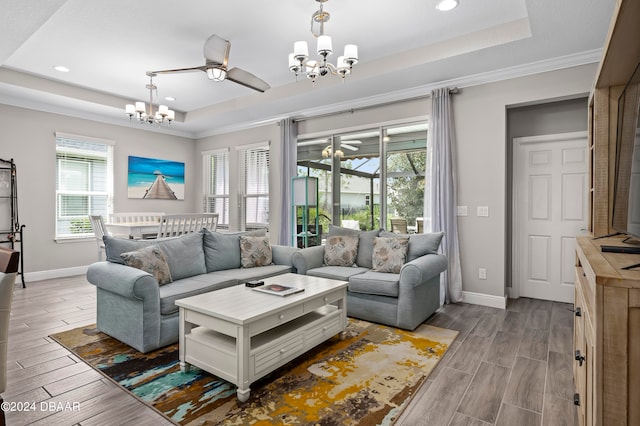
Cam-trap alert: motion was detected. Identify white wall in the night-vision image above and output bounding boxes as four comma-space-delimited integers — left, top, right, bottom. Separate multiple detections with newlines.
0, 105, 195, 277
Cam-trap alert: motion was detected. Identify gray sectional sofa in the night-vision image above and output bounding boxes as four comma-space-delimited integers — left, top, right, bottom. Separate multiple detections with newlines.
291, 225, 447, 330
86, 229, 298, 353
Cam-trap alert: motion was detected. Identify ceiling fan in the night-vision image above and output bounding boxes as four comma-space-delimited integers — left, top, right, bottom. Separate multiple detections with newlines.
298, 138, 361, 151
147, 34, 270, 93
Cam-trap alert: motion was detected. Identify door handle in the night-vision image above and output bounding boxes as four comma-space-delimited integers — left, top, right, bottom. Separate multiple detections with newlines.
575, 350, 585, 366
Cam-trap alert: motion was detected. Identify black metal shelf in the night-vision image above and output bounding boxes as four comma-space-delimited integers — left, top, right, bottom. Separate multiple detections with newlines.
0, 158, 25, 287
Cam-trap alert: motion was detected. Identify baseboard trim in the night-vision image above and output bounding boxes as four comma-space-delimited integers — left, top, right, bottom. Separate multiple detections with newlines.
24, 265, 89, 283
461, 291, 507, 309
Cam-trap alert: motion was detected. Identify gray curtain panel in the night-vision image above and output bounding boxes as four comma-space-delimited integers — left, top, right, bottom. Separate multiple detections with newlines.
279, 118, 298, 246
430, 88, 463, 304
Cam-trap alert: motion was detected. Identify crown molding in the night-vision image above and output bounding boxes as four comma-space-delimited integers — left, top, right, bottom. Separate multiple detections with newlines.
1, 49, 602, 140
196, 49, 602, 138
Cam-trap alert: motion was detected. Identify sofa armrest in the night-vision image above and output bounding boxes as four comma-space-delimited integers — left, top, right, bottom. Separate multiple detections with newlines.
271, 244, 299, 267
399, 253, 448, 288
86, 261, 160, 301
291, 245, 325, 274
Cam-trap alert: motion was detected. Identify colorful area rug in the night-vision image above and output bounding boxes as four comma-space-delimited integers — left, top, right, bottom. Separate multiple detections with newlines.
51, 319, 457, 425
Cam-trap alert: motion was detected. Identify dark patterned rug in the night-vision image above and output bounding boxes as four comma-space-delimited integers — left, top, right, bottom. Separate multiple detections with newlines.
50, 319, 457, 425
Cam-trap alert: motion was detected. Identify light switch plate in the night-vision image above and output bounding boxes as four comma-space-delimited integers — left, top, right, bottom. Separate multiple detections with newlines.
477, 206, 489, 217
457, 206, 468, 216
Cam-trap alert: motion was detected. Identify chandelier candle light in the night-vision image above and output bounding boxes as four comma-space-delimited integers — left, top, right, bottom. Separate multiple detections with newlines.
125, 72, 175, 125
289, 0, 358, 82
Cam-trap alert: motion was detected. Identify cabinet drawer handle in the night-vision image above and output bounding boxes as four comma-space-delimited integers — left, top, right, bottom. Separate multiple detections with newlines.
575, 350, 585, 366
574, 307, 582, 317
574, 393, 580, 406
324, 297, 328, 303
280, 349, 286, 354
279, 314, 285, 320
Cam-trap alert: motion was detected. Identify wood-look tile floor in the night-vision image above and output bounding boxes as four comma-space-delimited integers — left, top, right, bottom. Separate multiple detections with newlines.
3, 276, 577, 425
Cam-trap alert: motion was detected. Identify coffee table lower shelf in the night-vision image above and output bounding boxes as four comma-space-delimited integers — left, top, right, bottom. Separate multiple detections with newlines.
180, 305, 344, 401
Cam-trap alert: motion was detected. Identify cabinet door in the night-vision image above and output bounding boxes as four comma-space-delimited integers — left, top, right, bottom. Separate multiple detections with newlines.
573, 271, 587, 425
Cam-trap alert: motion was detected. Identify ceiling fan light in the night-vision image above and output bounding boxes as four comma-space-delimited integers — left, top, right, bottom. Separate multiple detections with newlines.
436, 0, 459, 11
207, 67, 227, 81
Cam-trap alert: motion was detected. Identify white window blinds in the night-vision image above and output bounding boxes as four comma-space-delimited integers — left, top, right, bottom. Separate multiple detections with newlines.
239, 143, 270, 228
203, 149, 229, 227
55, 133, 114, 239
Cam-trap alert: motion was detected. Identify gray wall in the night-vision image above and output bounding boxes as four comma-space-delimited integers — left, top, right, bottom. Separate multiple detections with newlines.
0, 104, 196, 277
0, 63, 599, 307
505, 98, 589, 290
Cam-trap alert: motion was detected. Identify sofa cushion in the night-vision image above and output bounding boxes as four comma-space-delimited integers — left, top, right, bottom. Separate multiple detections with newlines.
379, 231, 444, 261
328, 225, 381, 268
240, 236, 272, 268
212, 264, 293, 282
307, 265, 369, 282
348, 271, 400, 297
372, 237, 409, 273
120, 245, 172, 285
324, 235, 358, 266
203, 229, 267, 272
158, 275, 237, 315
104, 231, 206, 281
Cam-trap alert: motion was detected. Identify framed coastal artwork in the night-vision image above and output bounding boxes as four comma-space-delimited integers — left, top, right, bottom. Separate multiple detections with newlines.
127, 156, 185, 200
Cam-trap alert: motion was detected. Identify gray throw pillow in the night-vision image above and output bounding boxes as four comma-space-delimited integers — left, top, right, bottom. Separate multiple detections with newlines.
203, 229, 267, 272
328, 225, 381, 268
120, 245, 172, 285
379, 230, 444, 261
239, 236, 272, 268
324, 235, 359, 266
104, 231, 207, 280
372, 237, 409, 273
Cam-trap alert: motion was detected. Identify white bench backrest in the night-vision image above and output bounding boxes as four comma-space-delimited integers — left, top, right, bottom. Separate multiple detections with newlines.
156, 213, 218, 238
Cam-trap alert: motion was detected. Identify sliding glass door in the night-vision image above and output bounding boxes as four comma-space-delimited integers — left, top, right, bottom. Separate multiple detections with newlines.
297, 121, 428, 234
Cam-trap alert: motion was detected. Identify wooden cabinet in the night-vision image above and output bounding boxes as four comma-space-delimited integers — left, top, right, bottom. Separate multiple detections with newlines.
574, 236, 640, 426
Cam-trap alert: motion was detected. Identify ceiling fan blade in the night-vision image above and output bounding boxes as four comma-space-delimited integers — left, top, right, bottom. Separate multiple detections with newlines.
203, 34, 230, 68
149, 65, 209, 75
341, 144, 359, 151
227, 67, 270, 92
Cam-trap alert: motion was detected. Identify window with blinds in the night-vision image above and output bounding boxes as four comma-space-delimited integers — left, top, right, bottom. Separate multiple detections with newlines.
203, 149, 230, 227
55, 133, 114, 239
239, 144, 270, 229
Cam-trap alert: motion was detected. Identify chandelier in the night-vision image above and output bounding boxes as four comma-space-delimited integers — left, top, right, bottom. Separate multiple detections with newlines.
125, 73, 175, 125
288, 0, 358, 82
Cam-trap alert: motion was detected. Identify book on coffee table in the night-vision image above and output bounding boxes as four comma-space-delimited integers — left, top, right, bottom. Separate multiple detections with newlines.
252, 283, 305, 296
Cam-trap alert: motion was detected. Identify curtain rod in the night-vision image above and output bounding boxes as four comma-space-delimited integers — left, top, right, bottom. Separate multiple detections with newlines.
292, 87, 458, 123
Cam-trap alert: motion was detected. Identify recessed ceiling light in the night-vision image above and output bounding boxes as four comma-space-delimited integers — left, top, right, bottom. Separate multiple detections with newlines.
164, 96, 176, 101
53, 65, 70, 73
436, 0, 459, 12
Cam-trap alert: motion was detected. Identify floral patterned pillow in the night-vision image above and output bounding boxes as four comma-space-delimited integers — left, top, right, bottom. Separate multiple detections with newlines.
120, 245, 172, 285
239, 236, 273, 268
324, 235, 359, 266
372, 237, 410, 273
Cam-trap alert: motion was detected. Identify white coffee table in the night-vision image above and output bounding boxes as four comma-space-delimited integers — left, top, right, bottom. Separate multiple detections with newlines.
175, 273, 348, 402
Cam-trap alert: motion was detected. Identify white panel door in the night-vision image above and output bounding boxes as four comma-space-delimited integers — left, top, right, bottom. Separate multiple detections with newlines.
513, 132, 588, 303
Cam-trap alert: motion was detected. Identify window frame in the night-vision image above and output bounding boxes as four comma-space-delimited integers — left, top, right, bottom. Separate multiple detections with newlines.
237, 141, 270, 231
55, 132, 114, 241
202, 148, 230, 229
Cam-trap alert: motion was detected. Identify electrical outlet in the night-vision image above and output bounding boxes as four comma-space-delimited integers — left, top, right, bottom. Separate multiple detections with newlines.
478, 268, 487, 280
457, 206, 468, 216
477, 206, 489, 217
